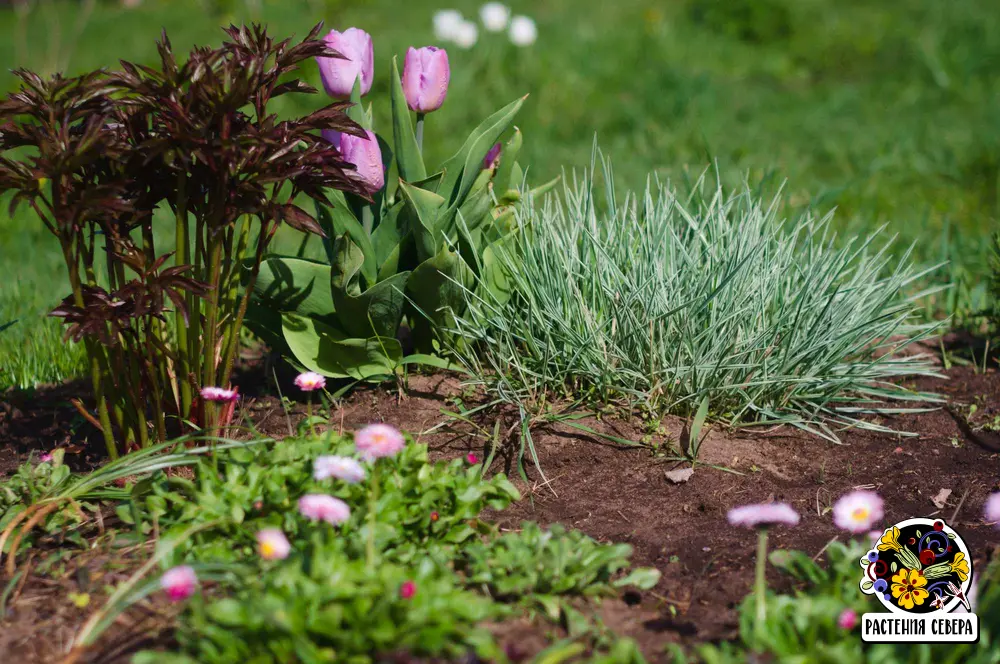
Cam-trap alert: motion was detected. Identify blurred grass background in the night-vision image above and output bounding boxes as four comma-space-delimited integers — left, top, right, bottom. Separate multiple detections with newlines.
1, 0, 998, 388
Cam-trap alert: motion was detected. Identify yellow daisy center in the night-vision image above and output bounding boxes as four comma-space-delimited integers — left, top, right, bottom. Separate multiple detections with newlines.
852, 507, 869, 521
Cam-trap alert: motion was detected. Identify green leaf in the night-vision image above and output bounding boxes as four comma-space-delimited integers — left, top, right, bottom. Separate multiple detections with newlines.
281, 314, 402, 380
862, 580, 874, 591
389, 55, 426, 182
493, 126, 523, 195
438, 96, 526, 210
369, 199, 407, 271
613, 567, 661, 590
346, 76, 367, 128
399, 180, 447, 262
329, 234, 366, 298
249, 257, 336, 319
206, 598, 247, 627
477, 231, 516, 305
406, 247, 475, 352
331, 270, 410, 339
407, 247, 475, 326
529, 174, 562, 199
399, 354, 467, 372
317, 195, 377, 287
532, 641, 587, 664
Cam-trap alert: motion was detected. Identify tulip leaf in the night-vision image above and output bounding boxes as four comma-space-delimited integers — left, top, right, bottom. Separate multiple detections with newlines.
478, 231, 517, 306
376, 242, 403, 281
389, 56, 427, 183
250, 256, 336, 319
281, 313, 401, 380
493, 127, 523, 195
329, 234, 366, 298
317, 195, 377, 287
347, 76, 367, 128
406, 246, 475, 351
413, 169, 445, 193
530, 174, 562, 199
438, 95, 526, 210
331, 270, 410, 339
243, 300, 290, 354
370, 199, 407, 269
399, 180, 447, 261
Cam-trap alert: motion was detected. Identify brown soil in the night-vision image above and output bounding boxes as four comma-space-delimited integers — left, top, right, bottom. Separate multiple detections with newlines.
2, 366, 999, 663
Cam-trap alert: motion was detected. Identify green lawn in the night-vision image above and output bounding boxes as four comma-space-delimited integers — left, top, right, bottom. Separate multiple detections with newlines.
2, 0, 998, 388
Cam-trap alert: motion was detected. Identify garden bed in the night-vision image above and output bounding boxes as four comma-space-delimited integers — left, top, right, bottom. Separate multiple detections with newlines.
2, 363, 998, 662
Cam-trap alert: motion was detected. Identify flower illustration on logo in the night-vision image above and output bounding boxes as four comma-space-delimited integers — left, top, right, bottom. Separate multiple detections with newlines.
859, 517, 974, 615
891, 568, 929, 610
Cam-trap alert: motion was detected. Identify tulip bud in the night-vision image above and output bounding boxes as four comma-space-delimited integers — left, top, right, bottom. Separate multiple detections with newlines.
483, 143, 501, 170
402, 47, 451, 114
317, 27, 374, 99
325, 129, 384, 194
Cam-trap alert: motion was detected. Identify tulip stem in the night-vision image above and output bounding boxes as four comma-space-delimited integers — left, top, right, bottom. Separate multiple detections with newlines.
755, 527, 769, 630
415, 113, 425, 152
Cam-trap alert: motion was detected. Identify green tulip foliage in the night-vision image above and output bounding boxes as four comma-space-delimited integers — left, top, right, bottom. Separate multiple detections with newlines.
245, 58, 557, 381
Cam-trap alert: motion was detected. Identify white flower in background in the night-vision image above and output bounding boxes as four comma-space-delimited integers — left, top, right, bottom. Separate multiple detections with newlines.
479, 2, 511, 32
453, 20, 479, 49
508, 15, 537, 47
433, 9, 465, 42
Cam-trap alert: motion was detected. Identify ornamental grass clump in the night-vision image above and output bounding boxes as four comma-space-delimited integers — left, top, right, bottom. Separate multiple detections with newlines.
449, 152, 943, 443
0, 24, 368, 457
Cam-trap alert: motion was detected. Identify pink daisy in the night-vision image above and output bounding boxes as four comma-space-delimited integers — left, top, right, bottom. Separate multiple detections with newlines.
256, 528, 291, 561
294, 371, 327, 392
200, 386, 239, 402
298, 494, 351, 525
313, 455, 366, 483
354, 423, 406, 461
161, 565, 197, 602
727, 503, 800, 529
832, 490, 884, 533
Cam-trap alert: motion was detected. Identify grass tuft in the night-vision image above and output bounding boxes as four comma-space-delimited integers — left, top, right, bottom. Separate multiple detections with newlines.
449, 151, 944, 443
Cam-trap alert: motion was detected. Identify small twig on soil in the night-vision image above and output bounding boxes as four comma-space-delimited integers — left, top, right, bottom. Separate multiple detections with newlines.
812, 536, 839, 562
616, 510, 631, 524
649, 590, 691, 610
951, 487, 971, 523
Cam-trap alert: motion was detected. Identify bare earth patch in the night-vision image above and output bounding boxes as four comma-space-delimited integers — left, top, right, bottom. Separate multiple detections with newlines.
2, 366, 998, 662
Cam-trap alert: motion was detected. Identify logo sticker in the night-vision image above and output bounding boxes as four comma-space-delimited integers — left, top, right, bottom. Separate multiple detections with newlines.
859, 517, 978, 643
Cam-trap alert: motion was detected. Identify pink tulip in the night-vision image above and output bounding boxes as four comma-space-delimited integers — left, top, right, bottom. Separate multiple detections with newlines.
402, 46, 450, 113
317, 27, 374, 99
324, 129, 385, 194
161, 566, 197, 602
